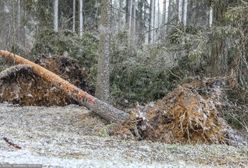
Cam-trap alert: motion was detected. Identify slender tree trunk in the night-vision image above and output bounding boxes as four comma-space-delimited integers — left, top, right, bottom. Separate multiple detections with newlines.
157, 0, 160, 29
165, 0, 169, 30
178, 0, 183, 23
118, 0, 123, 32
138, 0, 144, 43
0, 50, 128, 123
183, 0, 188, 26
209, 5, 213, 27
127, 0, 133, 46
148, 0, 152, 44
162, 0, 166, 25
157, 0, 160, 42
17, 0, 21, 41
132, 0, 136, 40
129, 0, 133, 36
72, 0, 76, 32
79, 0, 84, 37
95, 0, 99, 23
162, 0, 169, 39
152, 0, 156, 42
53, 0, 59, 32
96, 0, 111, 102
126, 0, 129, 25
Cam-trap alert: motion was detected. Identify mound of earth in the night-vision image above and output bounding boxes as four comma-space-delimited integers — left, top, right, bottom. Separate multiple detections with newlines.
0, 55, 94, 106
114, 78, 246, 145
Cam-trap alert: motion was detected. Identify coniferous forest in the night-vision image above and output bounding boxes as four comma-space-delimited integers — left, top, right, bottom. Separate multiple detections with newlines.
0, 0, 248, 167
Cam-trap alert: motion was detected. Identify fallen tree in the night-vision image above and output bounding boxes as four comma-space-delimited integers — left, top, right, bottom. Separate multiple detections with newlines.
0, 50, 244, 145
0, 50, 128, 123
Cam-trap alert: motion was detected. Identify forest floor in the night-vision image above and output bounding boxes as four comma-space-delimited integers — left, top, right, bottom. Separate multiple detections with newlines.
0, 103, 247, 168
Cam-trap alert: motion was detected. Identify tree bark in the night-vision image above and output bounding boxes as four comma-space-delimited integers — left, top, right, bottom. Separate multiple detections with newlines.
178, 0, 183, 23
72, 0, 76, 32
132, 0, 136, 39
152, 0, 155, 42
53, 0, 59, 32
209, 5, 213, 27
0, 50, 128, 123
128, 0, 133, 46
118, 0, 123, 32
17, 0, 21, 41
79, 0, 84, 37
148, 0, 152, 43
183, 0, 188, 26
96, 0, 111, 102
126, 0, 130, 25
157, 0, 160, 29
162, 0, 166, 25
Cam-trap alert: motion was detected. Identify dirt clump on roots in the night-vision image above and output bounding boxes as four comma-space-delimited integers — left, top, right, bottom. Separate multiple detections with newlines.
113, 78, 238, 144
0, 55, 94, 106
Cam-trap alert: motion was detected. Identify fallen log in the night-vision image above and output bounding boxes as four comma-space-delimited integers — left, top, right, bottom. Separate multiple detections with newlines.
0, 50, 128, 123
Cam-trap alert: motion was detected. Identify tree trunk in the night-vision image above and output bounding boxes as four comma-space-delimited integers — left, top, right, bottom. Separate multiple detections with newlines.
132, 0, 136, 39
209, 5, 213, 27
162, 0, 166, 25
162, 0, 169, 39
165, 0, 169, 31
148, 0, 152, 43
72, 0, 76, 32
183, 0, 188, 26
157, 0, 160, 29
79, 0, 84, 37
96, 0, 111, 103
0, 50, 128, 123
118, 0, 123, 32
17, 0, 21, 41
126, 0, 129, 25
157, 0, 160, 42
129, 0, 133, 41
152, 0, 156, 42
53, 0, 59, 32
178, 0, 183, 23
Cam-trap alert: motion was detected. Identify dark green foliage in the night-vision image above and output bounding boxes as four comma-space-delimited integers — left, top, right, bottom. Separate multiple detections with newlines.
31, 29, 98, 69
111, 66, 175, 107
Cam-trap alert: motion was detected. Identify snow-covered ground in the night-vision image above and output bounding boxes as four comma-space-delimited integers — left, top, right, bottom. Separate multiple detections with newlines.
0, 103, 247, 167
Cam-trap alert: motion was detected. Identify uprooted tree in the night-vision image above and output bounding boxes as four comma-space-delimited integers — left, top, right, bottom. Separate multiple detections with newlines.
0, 50, 128, 123
0, 50, 242, 145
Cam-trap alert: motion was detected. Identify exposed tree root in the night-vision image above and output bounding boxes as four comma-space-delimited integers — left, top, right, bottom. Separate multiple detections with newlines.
0, 65, 75, 106
113, 78, 243, 145
0, 55, 94, 106
0, 50, 128, 123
